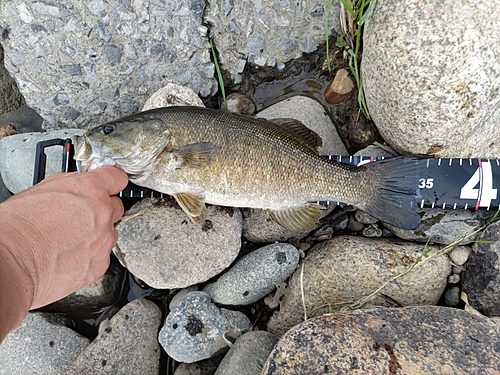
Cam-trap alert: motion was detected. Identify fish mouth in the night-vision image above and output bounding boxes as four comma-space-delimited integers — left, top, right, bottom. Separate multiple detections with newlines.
73, 135, 104, 173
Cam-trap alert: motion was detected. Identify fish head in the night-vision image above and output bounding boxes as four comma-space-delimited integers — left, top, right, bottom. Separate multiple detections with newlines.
74, 115, 171, 178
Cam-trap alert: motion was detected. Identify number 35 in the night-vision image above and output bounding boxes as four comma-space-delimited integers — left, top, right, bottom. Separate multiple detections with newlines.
419, 178, 434, 189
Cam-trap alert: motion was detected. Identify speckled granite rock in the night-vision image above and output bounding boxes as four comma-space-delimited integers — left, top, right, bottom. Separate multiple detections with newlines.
463, 220, 500, 315
115, 198, 242, 289
0, 0, 216, 129
267, 236, 451, 336
0, 313, 90, 375
206, 0, 341, 83
0, 42, 25, 115
362, 0, 500, 158
65, 298, 162, 375
262, 306, 500, 374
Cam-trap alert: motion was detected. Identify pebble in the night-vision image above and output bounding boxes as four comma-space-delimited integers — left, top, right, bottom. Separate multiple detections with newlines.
0, 312, 90, 375
354, 210, 378, 225
448, 273, 460, 284
362, 223, 382, 238
224, 93, 255, 115
263, 306, 500, 374
323, 68, 355, 104
65, 298, 162, 375
449, 245, 471, 266
385, 209, 494, 245
214, 331, 278, 375
0, 129, 84, 193
115, 198, 242, 289
463, 220, 500, 315
203, 243, 300, 306
267, 236, 451, 336
142, 83, 205, 111
444, 286, 461, 307
362, 0, 500, 158
173, 355, 224, 375
158, 292, 251, 363
170, 286, 200, 310
347, 214, 365, 232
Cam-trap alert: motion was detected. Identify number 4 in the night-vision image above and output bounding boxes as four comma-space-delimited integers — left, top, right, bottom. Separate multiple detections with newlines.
460, 160, 497, 207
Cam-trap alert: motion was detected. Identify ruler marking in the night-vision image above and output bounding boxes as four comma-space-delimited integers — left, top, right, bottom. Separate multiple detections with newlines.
449, 159, 452, 166
141, 191, 143, 198
469, 158, 472, 166
431, 202, 435, 208
460, 158, 463, 166
465, 203, 468, 210
476, 159, 483, 210
438, 158, 442, 166
119, 191, 122, 198
420, 199, 425, 208
426, 158, 430, 168
442, 202, 446, 209
453, 203, 457, 209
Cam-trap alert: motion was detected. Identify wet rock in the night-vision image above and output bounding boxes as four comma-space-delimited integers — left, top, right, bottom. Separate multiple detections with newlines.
142, 83, 205, 111
444, 286, 461, 307
385, 209, 494, 245
65, 298, 162, 375
43, 256, 125, 315
262, 306, 500, 374
258, 96, 348, 156
224, 93, 255, 115
214, 331, 278, 375
173, 356, 224, 375
0, 1, 215, 129
0, 129, 84, 193
242, 208, 309, 243
362, 0, 500, 158
159, 292, 251, 363
115, 198, 242, 289
0, 312, 90, 375
203, 243, 300, 306
206, 1, 341, 82
267, 236, 450, 336
449, 245, 471, 266
0, 42, 25, 116
323, 68, 354, 104
463, 220, 500, 315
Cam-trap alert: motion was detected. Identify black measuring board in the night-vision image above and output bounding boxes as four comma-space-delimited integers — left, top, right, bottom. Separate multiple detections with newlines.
33, 139, 500, 211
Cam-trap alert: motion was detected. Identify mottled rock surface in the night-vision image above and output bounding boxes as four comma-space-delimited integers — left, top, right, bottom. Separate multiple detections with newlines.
65, 298, 162, 375
363, 0, 500, 158
463, 220, 500, 315
268, 236, 451, 336
263, 306, 500, 374
115, 198, 242, 289
0, 42, 25, 115
0, 313, 90, 375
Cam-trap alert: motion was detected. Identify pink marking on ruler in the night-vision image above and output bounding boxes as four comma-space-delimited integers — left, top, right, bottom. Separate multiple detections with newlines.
370, 156, 374, 162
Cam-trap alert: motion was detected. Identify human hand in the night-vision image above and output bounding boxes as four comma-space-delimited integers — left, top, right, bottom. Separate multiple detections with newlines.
0, 166, 128, 312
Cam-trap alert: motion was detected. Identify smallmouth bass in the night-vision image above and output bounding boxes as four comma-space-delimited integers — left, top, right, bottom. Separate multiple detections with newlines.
74, 106, 423, 231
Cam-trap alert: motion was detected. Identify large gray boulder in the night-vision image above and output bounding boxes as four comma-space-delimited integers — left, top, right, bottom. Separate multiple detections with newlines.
0, 42, 25, 115
362, 0, 500, 158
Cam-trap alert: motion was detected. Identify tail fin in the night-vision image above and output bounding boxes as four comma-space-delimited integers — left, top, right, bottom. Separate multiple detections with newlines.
360, 156, 426, 230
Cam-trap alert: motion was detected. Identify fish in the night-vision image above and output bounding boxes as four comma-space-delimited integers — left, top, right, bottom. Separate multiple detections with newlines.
73, 105, 423, 231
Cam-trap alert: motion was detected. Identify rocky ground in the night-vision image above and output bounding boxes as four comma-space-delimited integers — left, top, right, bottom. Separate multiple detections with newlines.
1, 0, 500, 374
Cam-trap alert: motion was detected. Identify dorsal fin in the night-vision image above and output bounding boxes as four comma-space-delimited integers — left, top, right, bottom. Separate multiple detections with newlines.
268, 118, 323, 152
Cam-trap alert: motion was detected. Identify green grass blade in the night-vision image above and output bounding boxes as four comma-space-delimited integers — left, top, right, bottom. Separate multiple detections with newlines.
210, 39, 226, 110
338, 0, 355, 18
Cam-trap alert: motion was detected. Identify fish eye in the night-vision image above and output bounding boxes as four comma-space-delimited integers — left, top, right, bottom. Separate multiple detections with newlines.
103, 124, 116, 135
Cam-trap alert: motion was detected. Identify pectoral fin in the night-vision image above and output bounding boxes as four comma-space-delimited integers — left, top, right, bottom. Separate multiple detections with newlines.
266, 203, 326, 232
171, 142, 218, 169
174, 193, 207, 223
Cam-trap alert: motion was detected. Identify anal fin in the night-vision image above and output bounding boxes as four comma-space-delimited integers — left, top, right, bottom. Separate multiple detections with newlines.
266, 203, 326, 232
174, 193, 207, 224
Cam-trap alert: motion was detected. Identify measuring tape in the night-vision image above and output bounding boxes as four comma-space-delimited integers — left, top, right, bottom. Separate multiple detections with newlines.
34, 139, 500, 211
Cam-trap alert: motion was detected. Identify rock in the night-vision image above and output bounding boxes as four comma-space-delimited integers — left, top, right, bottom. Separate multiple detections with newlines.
206, 1, 341, 82
262, 306, 500, 374
0, 129, 84, 193
323, 68, 354, 104
170, 286, 200, 310
258, 96, 348, 156
203, 243, 300, 306
0, 42, 25, 115
214, 331, 278, 375
242, 208, 309, 243
158, 292, 251, 363
354, 210, 378, 225
448, 273, 460, 284
115, 198, 242, 289
362, 223, 382, 238
224, 93, 255, 115
0, 123, 18, 139
444, 286, 461, 307
0, 312, 90, 375
0, 1, 216, 129
449, 245, 471, 266
42, 256, 125, 315
463, 220, 500, 315
354, 144, 396, 158
142, 83, 205, 111
362, 0, 500, 158
267, 236, 451, 336
385, 209, 494, 245
173, 356, 224, 375
65, 298, 162, 375
346, 213, 365, 232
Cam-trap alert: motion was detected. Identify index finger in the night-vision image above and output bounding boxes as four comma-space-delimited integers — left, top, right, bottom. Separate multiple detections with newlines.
87, 166, 129, 196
